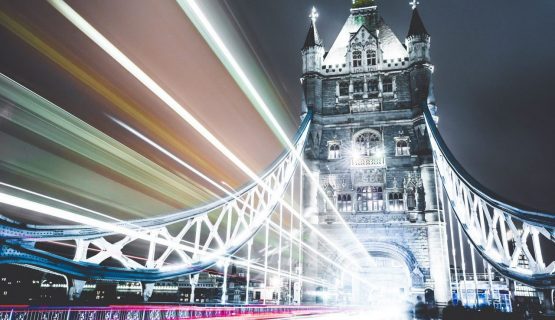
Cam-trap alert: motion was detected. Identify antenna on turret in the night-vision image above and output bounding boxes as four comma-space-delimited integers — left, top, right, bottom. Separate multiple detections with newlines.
309, 6, 319, 24
409, 0, 420, 10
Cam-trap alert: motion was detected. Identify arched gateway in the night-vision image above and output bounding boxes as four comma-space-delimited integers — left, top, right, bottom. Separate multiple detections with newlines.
300, 0, 451, 306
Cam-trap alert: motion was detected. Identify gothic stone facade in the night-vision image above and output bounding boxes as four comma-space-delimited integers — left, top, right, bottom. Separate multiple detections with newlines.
301, 2, 450, 304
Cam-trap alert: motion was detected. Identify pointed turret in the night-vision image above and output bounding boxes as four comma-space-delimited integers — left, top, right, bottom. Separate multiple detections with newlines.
301, 7, 325, 114
406, 2, 433, 107
407, 7, 429, 38
302, 19, 322, 50
301, 7, 325, 75
405, 5, 431, 64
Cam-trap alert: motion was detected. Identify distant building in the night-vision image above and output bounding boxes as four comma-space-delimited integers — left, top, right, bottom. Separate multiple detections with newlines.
0, 265, 67, 304
449, 266, 512, 312
0, 263, 258, 305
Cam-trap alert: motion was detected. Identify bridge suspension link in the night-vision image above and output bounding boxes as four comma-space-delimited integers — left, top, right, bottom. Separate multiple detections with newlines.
0, 113, 310, 282
423, 104, 555, 288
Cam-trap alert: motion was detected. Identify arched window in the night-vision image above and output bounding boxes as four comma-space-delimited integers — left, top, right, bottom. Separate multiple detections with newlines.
337, 194, 352, 212
388, 192, 405, 211
352, 51, 362, 67
328, 143, 341, 160
367, 50, 377, 66
323, 185, 334, 212
356, 186, 383, 212
353, 130, 381, 157
395, 139, 410, 156
339, 82, 349, 96
406, 190, 416, 210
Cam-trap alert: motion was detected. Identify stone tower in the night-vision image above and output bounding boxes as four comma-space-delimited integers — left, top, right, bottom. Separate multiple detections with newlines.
301, 0, 450, 306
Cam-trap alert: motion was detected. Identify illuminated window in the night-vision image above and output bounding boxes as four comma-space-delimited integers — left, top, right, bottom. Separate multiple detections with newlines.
367, 50, 377, 65
395, 139, 410, 156
353, 130, 381, 157
323, 185, 335, 212
352, 51, 362, 67
383, 77, 393, 93
388, 192, 404, 211
356, 186, 383, 212
337, 194, 352, 212
339, 82, 349, 96
328, 143, 341, 159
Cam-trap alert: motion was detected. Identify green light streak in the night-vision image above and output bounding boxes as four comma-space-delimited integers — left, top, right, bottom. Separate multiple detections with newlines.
0, 74, 213, 212
176, 0, 296, 147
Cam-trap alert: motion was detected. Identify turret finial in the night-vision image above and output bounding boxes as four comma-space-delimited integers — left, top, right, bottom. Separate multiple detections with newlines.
302, 6, 323, 50
409, 0, 420, 10
309, 6, 319, 24
351, 0, 375, 9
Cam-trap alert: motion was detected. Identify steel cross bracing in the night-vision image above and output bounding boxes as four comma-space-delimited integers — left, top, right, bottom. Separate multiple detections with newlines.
0, 71, 369, 298
0, 112, 311, 282
423, 104, 555, 288
0, 0, 372, 296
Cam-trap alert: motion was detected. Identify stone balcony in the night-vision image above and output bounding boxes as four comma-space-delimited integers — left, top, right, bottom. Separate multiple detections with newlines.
350, 98, 380, 113
351, 156, 385, 168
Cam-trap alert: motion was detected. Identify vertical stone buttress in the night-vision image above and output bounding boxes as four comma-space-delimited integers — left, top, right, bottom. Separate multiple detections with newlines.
301, 10, 324, 303
407, 7, 450, 305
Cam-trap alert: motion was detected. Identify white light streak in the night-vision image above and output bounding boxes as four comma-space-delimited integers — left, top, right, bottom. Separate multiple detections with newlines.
108, 118, 365, 281
0, 182, 119, 223
177, 0, 373, 265
0, 192, 185, 252
110, 116, 221, 199
47, 0, 363, 268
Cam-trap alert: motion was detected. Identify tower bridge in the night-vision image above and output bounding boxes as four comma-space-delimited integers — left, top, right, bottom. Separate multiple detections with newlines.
0, 0, 554, 318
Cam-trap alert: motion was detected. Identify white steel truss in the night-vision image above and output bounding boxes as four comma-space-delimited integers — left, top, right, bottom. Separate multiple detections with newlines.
425, 107, 555, 288
69, 129, 305, 276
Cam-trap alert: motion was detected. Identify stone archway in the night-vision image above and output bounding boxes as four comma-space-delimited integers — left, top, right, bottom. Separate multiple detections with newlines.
333, 241, 424, 307
364, 242, 424, 299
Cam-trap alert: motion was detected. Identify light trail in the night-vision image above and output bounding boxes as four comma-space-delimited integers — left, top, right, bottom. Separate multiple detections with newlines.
46, 0, 363, 269
46, 240, 332, 288
0, 11, 231, 187
0, 192, 189, 253
0, 188, 260, 278
0, 306, 348, 319
110, 117, 365, 281
177, 0, 373, 266
0, 182, 120, 223
0, 5, 351, 284
112, 118, 364, 279
1, 128, 355, 283
1, 176, 369, 286
110, 116, 223, 198
0, 75, 212, 207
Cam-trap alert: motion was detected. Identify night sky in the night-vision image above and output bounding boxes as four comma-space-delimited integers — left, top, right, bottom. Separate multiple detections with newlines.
224, 0, 555, 212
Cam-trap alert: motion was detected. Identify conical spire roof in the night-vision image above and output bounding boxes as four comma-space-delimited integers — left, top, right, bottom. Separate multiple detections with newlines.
303, 20, 322, 50
407, 8, 429, 38
303, 7, 323, 50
